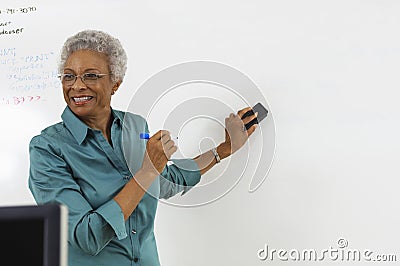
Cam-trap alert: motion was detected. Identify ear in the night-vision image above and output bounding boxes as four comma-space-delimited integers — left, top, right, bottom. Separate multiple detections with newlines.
111, 80, 122, 95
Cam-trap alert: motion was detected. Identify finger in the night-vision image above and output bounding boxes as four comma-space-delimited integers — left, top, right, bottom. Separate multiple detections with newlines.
163, 139, 175, 150
238, 106, 252, 117
241, 111, 258, 125
160, 130, 171, 142
165, 145, 178, 159
160, 130, 170, 138
246, 123, 258, 136
150, 130, 163, 141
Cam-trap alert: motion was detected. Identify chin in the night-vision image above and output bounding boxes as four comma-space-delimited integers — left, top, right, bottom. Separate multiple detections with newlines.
69, 105, 93, 118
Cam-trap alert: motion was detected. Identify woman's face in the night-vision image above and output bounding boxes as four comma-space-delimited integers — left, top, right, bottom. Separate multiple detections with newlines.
62, 49, 119, 120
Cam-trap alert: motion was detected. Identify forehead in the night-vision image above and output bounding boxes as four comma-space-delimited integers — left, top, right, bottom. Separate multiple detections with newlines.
64, 49, 109, 72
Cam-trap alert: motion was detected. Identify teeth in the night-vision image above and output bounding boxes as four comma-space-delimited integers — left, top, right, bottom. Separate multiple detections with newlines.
73, 96, 93, 102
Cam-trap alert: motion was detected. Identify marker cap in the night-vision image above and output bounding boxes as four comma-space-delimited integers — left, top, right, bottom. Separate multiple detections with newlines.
139, 133, 150, 139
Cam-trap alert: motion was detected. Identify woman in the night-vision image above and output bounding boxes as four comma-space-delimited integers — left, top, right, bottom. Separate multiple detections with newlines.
28, 30, 258, 265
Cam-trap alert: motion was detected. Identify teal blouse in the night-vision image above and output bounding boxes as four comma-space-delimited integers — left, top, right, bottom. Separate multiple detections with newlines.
29, 106, 201, 266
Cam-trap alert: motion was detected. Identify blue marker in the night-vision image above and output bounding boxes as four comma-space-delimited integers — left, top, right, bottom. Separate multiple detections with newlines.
139, 133, 151, 139
139, 133, 178, 140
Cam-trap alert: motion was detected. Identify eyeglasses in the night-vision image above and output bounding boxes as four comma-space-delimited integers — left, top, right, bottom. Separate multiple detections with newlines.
58, 73, 109, 86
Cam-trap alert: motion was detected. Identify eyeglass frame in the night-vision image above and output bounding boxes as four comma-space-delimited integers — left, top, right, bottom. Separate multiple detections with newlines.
58, 73, 110, 86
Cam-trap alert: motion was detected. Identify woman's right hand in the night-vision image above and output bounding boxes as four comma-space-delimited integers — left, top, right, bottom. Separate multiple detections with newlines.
116, 130, 177, 219
140, 130, 177, 176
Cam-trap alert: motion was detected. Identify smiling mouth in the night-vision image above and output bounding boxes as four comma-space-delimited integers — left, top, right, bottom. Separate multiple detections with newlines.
72, 96, 93, 103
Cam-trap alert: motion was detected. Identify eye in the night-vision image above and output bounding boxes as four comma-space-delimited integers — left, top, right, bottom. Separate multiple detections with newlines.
83, 73, 98, 80
62, 74, 75, 81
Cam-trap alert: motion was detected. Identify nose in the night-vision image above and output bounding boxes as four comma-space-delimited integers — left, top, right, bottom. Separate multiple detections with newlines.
71, 75, 87, 91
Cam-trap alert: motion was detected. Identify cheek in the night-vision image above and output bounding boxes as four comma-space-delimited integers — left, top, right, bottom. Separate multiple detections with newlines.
103, 91, 113, 104
62, 88, 69, 100
100, 84, 114, 99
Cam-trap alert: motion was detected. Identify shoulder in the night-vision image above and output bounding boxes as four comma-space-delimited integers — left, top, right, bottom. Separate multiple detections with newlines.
41, 122, 65, 137
113, 109, 147, 129
114, 109, 146, 122
29, 122, 68, 151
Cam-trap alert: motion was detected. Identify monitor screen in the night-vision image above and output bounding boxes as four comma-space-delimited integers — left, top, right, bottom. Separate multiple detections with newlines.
0, 204, 68, 266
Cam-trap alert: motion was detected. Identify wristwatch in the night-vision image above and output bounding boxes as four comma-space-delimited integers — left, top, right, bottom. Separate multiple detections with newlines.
211, 147, 221, 164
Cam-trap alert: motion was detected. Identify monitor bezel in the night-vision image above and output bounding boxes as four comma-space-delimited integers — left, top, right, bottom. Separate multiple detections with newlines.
0, 204, 68, 266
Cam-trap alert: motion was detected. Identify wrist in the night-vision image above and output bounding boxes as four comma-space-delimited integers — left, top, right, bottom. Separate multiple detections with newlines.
216, 142, 231, 160
136, 167, 159, 180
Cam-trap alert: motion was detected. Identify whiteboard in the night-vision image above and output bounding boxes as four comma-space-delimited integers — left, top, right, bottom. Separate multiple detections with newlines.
1, 1, 400, 265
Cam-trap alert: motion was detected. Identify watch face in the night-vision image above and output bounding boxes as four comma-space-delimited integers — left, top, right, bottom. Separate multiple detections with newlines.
212, 148, 221, 163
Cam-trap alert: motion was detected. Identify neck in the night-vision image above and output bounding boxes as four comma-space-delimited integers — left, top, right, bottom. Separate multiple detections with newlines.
81, 108, 113, 143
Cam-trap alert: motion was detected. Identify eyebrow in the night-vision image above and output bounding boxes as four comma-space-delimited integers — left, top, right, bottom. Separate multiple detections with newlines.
63, 68, 102, 73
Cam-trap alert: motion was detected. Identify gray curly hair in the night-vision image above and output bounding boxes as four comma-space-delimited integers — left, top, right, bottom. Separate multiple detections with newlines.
58, 30, 127, 83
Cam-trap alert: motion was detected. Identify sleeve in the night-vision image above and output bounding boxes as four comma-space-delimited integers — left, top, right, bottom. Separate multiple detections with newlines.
139, 118, 201, 200
28, 135, 127, 256
158, 158, 201, 199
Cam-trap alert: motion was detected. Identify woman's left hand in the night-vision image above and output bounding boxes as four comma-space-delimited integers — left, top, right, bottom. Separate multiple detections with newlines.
222, 107, 258, 156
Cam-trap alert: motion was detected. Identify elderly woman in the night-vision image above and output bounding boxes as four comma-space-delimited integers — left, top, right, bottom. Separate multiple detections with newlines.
28, 30, 257, 265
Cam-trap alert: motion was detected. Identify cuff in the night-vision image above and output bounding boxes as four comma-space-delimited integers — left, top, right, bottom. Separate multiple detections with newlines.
96, 199, 127, 240
170, 158, 201, 195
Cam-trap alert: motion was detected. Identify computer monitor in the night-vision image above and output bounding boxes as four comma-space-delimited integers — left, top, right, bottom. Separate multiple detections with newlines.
0, 204, 68, 266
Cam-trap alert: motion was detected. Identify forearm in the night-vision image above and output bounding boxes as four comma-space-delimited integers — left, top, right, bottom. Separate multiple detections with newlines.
113, 169, 158, 220
193, 142, 231, 175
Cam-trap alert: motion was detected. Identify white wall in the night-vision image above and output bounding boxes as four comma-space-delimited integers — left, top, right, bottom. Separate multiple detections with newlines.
1, 1, 399, 265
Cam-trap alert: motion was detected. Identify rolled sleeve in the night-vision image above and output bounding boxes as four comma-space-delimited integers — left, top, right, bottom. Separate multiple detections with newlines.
95, 200, 127, 240
28, 135, 126, 255
159, 158, 201, 199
